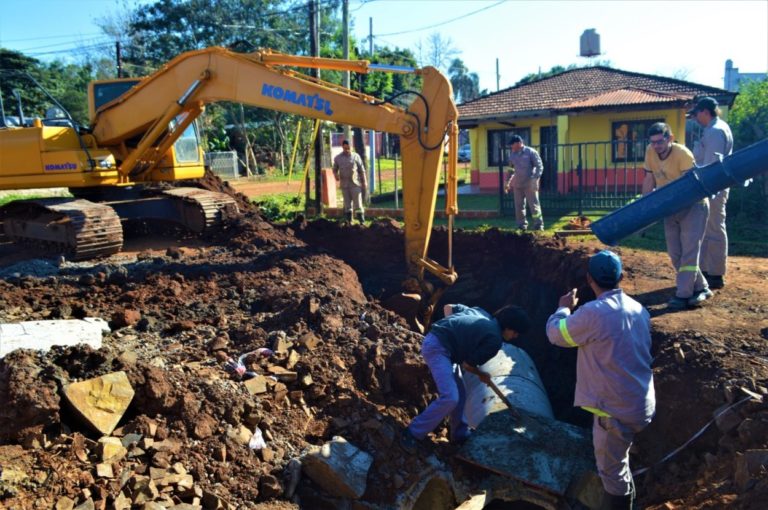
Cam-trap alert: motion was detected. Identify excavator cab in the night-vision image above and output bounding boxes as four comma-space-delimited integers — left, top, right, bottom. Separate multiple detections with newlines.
89, 78, 207, 181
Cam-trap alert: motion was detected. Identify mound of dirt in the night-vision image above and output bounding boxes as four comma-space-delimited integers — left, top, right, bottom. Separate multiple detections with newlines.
0, 211, 766, 510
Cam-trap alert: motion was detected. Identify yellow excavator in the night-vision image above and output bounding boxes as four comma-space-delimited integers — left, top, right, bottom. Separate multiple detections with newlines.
0, 47, 459, 324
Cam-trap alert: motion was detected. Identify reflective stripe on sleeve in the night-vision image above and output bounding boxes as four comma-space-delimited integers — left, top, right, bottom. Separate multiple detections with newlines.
559, 319, 578, 347
679, 265, 698, 272
581, 406, 612, 417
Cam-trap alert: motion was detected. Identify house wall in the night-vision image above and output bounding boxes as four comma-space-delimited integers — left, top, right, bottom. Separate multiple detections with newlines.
468, 107, 689, 191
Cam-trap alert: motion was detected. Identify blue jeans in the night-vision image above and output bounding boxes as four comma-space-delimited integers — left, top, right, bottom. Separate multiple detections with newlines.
407, 333, 469, 441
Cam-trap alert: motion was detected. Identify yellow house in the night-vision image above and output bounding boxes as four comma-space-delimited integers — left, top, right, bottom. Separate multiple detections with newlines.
458, 67, 736, 196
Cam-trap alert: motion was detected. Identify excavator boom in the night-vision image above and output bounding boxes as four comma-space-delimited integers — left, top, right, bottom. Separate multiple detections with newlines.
90, 47, 459, 293
1, 46, 460, 323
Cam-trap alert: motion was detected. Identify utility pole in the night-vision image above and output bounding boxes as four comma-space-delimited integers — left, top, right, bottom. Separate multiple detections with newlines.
368, 17, 376, 194
496, 57, 500, 91
116, 41, 123, 78
342, 0, 351, 142
310, 0, 323, 214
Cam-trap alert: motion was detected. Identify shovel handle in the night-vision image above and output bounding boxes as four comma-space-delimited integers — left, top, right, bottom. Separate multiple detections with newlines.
487, 380, 521, 419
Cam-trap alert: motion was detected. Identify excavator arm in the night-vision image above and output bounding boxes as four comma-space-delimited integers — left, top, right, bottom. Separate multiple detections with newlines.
91, 47, 459, 325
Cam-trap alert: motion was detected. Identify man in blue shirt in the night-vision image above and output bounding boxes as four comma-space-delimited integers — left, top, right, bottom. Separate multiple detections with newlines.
401, 304, 530, 451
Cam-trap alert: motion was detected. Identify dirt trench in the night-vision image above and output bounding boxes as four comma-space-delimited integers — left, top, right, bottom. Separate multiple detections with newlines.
0, 210, 766, 510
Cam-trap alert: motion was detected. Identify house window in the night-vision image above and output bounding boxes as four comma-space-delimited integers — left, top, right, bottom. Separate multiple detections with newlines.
612, 119, 663, 162
488, 128, 530, 167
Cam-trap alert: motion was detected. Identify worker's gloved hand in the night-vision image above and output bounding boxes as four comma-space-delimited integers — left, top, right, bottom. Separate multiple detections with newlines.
362, 186, 369, 203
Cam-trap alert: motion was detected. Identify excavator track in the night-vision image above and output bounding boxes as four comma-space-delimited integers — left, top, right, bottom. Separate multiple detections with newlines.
159, 187, 240, 233
0, 198, 123, 260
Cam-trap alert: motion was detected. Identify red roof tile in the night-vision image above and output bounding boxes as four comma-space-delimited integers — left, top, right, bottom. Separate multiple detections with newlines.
563, 87, 691, 108
458, 66, 734, 120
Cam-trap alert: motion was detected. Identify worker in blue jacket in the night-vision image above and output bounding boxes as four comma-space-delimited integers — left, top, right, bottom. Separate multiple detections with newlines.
401, 303, 530, 452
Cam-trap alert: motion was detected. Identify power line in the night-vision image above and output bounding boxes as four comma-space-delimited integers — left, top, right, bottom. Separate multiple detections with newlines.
20, 36, 114, 53
27, 42, 114, 58
1, 32, 104, 43
375, 0, 506, 37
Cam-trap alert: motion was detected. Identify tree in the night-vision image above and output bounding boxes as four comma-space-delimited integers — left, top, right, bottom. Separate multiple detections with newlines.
0, 49, 46, 118
448, 58, 480, 103
371, 46, 420, 97
0, 49, 91, 125
121, 0, 310, 71
728, 78, 767, 149
417, 32, 459, 72
39, 61, 93, 125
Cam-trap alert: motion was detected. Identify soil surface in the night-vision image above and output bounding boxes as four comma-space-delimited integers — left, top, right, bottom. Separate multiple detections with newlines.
0, 188, 767, 509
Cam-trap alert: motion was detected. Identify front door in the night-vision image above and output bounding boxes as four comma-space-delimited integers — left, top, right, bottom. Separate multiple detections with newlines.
539, 126, 558, 193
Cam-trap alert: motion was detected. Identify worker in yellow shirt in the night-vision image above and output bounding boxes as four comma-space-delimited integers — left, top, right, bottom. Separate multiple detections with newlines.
642, 122, 711, 310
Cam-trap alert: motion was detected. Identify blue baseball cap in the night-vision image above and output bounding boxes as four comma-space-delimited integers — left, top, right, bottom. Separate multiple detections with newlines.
588, 250, 622, 287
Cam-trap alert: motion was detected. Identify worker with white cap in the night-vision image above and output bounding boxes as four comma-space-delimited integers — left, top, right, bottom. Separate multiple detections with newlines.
545, 250, 655, 510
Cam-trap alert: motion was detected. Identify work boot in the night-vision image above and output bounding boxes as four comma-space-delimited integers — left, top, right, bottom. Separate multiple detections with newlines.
346, 211, 354, 224
707, 274, 725, 289
355, 211, 365, 223
600, 493, 633, 510
667, 296, 688, 310
688, 287, 714, 307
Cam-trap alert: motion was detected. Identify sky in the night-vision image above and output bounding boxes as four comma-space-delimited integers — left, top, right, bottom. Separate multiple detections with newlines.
1, 0, 766, 92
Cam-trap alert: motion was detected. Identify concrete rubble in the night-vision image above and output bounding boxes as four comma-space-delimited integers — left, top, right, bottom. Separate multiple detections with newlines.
0, 318, 109, 358
300, 436, 373, 499
64, 371, 135, 435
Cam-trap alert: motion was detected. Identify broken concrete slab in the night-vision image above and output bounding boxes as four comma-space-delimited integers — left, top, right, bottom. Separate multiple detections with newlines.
457, 411, 596, 496
300, 436, 373, 499
64, 371, 135, 435
0, 318, 110, 358
734, 449, 768, 492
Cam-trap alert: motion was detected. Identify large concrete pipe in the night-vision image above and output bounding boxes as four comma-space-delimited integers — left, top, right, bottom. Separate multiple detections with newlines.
463, 343, 553, 428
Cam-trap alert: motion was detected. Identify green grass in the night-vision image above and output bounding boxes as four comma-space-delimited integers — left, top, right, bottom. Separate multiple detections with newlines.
247, 157, 472, 190
250, 172, 767, 257
0, 190, 72, 207
252, 193, 306, 222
